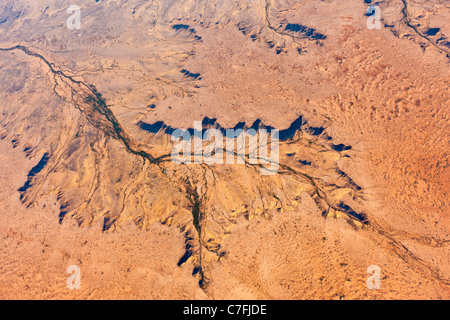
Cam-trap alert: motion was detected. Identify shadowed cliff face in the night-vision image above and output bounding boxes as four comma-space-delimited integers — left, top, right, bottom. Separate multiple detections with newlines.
0, 0, 449, 297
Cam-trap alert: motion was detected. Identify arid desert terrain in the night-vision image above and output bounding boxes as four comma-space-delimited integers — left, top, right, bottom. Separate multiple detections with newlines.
0, 0, 449, 299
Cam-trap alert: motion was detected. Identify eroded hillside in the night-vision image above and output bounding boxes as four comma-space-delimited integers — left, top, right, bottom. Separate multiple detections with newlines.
0, 0, 448, 299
